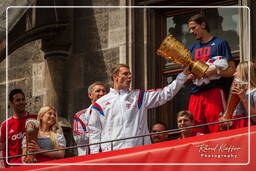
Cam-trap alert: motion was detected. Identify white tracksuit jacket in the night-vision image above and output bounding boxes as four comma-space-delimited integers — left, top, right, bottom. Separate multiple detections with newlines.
88, 72, 187, 154
73, 105, 92, 156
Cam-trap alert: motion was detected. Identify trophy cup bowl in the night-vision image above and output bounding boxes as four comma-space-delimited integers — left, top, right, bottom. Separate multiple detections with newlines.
25, 119, 39, 163
157, 35, 209, 78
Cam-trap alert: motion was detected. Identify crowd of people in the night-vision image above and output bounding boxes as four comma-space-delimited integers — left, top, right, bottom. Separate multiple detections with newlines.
0, 13, 255, 168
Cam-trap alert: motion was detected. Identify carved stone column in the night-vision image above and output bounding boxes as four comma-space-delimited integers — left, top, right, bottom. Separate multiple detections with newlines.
41, 37, 71, 119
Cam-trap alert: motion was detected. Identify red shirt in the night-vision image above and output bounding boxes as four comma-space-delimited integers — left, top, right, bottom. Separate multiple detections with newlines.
0, 112, 37, 167
179, 131, 204, 139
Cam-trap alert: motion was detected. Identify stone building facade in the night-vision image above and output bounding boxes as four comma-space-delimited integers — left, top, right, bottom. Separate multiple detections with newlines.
0, 0, 130, 125
0, 0, 256, 143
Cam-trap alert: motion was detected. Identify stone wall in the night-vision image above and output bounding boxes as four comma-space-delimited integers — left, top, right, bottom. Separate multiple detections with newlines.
0, 2, 129, 157
0, 40, 45, 122
0, 1, 130, 124
65, 4, 128, 121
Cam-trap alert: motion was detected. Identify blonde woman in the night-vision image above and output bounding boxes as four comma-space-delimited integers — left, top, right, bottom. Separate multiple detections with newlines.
231, 61, 256, 128
22, 106, 66, 163
220, 61, 256, 129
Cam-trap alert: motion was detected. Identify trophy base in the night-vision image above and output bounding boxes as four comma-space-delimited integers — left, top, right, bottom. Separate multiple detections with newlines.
190, 61, 209, 78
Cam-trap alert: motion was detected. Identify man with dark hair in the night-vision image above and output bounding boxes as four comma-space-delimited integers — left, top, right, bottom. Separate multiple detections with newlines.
150, 122, 169, 143
72, 82, 107, 156
177, 110, 203, 139
89, 64, 190, 154
0, 89, 37, 167
187, 13, 236, 134
8, 89, 25, 102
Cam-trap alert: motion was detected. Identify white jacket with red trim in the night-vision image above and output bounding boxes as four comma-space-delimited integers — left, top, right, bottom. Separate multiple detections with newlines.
88, 72, 187, 154
72, 105, 92, 156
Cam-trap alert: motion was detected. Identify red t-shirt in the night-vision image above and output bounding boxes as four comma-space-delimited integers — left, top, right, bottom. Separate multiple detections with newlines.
179, 129, 204, 139
0, 112, 37, 167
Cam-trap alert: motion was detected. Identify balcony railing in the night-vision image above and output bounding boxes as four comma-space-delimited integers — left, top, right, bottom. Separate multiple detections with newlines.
1, 114, 255, 161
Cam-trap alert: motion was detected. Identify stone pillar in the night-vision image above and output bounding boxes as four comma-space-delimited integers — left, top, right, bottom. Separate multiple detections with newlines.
41, 31, 76, 158
43, 52, 68, 118
38, 3, 76, 157
38, 4, 73, 120
41, 35, 71, 119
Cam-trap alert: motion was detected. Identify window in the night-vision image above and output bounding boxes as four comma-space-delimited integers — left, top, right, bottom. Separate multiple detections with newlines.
156, 7, 240, 136
164, 8, 240, 70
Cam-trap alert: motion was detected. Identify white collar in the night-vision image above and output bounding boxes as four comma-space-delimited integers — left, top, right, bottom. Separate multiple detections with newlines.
110, 88, 130, 94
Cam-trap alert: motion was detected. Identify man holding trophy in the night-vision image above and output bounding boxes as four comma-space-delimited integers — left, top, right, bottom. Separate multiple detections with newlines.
0, 89, 37, 167
157, 14, 236, 134
89, 64, 191, 154
187, 14, 236, 133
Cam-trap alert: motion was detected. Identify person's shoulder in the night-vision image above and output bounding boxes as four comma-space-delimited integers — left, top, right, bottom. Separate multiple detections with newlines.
92, 94, 114, 114
250, 88, 256, 95
187, 40, 201, 52
188, 41, 199, 51
0, 118, 9, 128
75, 108, 89, 115
73, 108, 90, 119
132, 89, 142, 93
1, 117, 14, 125
213, 37, 229, 44
251, 88, 256, 91
95, 92, 113, 104
128, 89, 145, 98
56, 132, 65, 137
0, 117, 13, 131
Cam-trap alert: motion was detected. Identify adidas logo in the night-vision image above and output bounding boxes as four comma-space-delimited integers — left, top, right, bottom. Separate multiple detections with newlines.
211, 42, 216, 46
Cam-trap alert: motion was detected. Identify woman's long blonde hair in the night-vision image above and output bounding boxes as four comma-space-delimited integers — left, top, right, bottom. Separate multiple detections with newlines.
37, 106, 63, 148
236, 61, 256, 89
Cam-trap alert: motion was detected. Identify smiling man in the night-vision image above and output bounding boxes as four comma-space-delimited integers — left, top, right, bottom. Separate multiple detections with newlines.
0, 89, 37, 167
72, 81, 107, 156
177, 110, 203, 139
88, 64, 190, 154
